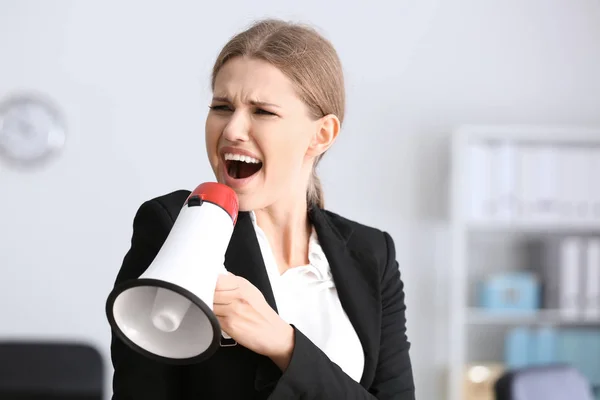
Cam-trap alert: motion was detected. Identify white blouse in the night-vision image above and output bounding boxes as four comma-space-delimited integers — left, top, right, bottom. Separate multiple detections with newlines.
249, 212, 365, 383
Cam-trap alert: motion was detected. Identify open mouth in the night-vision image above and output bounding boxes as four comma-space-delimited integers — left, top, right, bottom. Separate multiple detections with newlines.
224, 153, 263, 180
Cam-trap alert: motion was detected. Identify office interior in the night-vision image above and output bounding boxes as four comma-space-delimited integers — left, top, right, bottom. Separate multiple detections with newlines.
1, 1, 600, 399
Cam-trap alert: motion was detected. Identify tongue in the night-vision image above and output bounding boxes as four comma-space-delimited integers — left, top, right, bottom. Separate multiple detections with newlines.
237, 162, 261, 179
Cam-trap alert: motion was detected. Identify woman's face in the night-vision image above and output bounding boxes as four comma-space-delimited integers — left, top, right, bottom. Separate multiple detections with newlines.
205, 56, 332, 211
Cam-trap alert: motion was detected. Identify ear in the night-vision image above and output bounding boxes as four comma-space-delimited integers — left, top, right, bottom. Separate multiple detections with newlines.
306, 114, 340, 158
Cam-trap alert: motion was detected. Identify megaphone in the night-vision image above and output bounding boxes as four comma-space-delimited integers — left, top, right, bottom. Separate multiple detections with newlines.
106, 182, 239, 364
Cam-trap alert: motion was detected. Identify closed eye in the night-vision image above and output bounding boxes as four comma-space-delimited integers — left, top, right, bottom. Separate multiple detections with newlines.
209, 105, 231, 112
208, 105, 278, 117
255, 108, 277, 116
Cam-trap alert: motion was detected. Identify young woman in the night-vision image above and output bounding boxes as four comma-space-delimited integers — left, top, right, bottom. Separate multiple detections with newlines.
110, 18, 415, 400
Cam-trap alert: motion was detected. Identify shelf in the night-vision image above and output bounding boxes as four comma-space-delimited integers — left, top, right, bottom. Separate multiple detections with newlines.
448, 125, 600, 400
467, 308, 600, 325
455, 124, 600, 143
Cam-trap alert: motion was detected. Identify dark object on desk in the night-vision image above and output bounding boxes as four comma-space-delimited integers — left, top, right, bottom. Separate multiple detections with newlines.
0, 341, 104, 400
494, 364, 594, 400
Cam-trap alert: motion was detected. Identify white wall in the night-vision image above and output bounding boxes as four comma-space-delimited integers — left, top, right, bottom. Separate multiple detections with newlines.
1, 1, 600, 399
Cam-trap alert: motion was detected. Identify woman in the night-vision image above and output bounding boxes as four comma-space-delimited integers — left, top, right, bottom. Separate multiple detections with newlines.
110, 18, 415, 399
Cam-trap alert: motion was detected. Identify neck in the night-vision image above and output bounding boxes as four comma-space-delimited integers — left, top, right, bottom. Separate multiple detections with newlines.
254, 195, 312, 274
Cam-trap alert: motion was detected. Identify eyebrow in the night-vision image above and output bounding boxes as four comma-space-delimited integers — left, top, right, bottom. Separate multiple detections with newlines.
211, 96, 280, 108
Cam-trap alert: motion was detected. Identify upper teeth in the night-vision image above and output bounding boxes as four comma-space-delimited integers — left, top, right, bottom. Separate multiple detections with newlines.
224, 153, 261, 164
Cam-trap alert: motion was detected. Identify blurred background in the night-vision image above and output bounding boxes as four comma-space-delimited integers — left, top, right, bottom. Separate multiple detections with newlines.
1, 0, 600, 399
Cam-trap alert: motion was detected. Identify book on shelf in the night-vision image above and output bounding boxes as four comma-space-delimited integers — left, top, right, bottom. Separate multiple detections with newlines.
465, 139, 600, 225
525, 236, 600, 320
585, 239, 600, 320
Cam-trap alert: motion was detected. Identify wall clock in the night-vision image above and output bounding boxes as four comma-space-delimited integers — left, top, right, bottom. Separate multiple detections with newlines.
0, 93, 66, 167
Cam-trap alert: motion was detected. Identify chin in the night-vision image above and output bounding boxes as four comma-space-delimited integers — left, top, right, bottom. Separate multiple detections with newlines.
235, 192, 265, 212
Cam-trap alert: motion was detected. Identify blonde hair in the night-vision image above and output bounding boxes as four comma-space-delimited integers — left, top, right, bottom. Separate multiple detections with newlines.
210, 19, 345, 209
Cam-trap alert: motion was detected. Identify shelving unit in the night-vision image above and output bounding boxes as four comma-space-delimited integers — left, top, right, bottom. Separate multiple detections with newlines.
466, 308, 600, 326
447, 125, 600, 400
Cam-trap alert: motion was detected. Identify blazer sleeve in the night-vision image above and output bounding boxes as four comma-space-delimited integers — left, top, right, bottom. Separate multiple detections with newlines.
267, 231, 415, 400
110, 200, 188, 399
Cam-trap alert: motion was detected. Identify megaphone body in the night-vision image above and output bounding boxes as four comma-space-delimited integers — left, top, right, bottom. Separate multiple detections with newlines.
106, 182, 239, 364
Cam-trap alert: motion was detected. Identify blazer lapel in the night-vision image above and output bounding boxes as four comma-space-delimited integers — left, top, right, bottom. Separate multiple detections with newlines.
223, 211, 282, 393
309, 207, 381, 387
224, 211, 277, 312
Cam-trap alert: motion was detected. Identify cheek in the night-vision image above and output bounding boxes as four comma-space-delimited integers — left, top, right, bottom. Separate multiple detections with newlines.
263, 130, 309, 178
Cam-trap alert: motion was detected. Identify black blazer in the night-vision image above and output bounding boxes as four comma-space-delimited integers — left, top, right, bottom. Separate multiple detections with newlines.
110, 190, 415, 400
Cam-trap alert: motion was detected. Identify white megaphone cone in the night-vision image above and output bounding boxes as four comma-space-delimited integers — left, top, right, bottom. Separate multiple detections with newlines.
106, 182, 239, 364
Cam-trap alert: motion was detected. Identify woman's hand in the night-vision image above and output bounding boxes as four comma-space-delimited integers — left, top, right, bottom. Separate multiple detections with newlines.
213, 273, 295, 370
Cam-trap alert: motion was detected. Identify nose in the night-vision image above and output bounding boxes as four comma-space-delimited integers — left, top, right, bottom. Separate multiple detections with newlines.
222, 110, 250, 142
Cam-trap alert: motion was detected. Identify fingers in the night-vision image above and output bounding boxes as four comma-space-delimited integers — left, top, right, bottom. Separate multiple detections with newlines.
213, 304, 229, 318
213, 286, 239, 305
213, 276, 245, 317
213, 274, 256, 319
215, 314, 240, 338
213, 297, 247, 318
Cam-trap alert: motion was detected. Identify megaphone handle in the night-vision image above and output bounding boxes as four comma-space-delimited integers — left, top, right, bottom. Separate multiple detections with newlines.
220, 330, 237, 347
217, 264, 236, 346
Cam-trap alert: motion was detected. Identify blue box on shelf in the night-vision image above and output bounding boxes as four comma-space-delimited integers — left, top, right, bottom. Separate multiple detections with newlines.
478, 271, 540, 313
